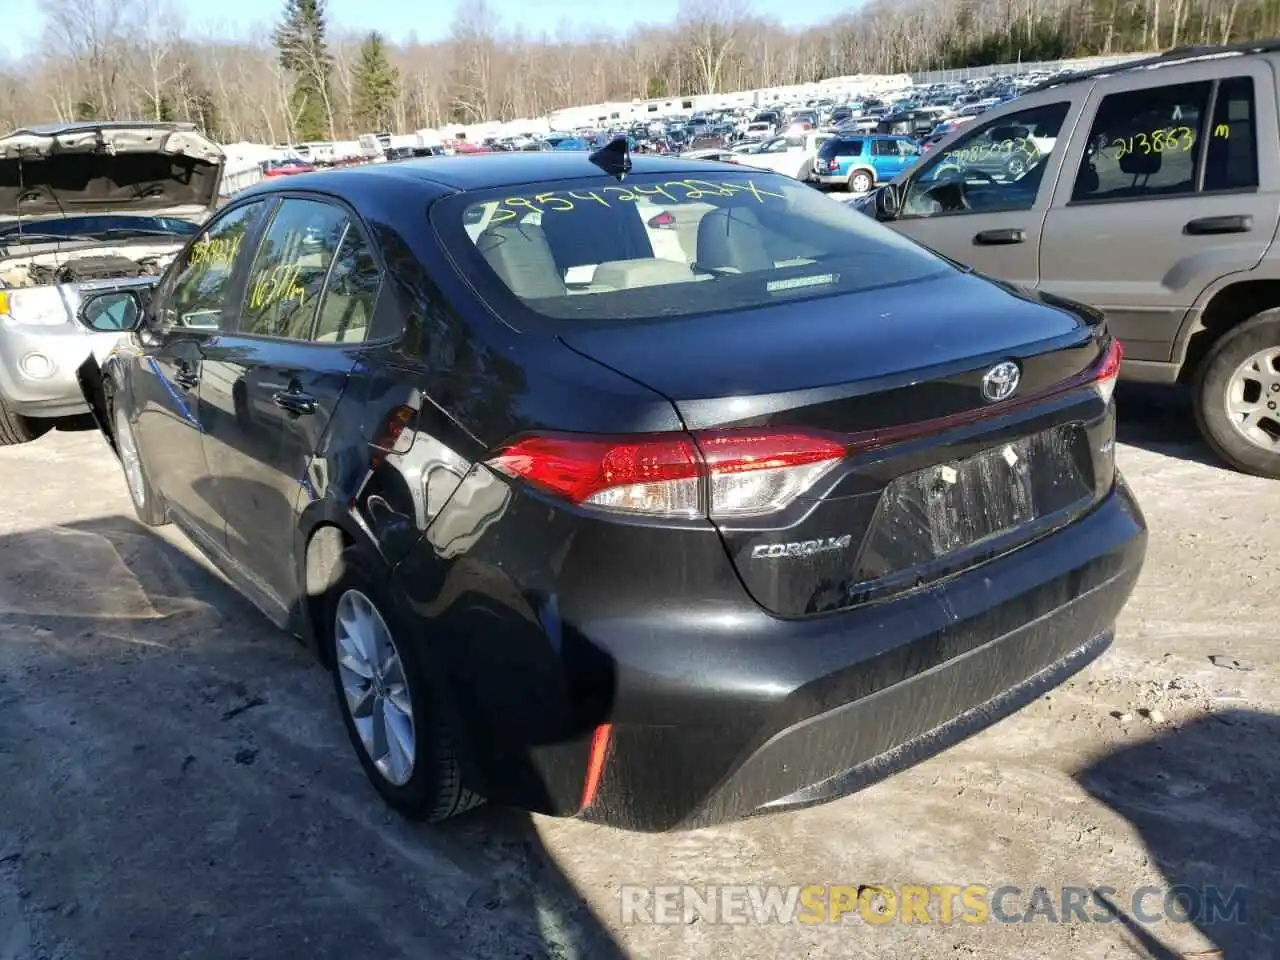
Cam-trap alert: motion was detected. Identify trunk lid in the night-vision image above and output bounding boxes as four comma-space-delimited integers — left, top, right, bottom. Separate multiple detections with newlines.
559, 271, 1098, 432
560, 272, 1116, 617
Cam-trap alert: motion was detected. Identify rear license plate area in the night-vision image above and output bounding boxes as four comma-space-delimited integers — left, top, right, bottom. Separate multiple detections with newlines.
855, 425, 1093, 583
919, 438, 1035, 554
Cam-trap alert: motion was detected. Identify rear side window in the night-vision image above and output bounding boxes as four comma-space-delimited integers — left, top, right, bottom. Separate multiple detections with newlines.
314, 227, 380, 344
873, 140, 898, 156
1204, 77, 1258, 192
1071, 78, 1259, 202
239, 199, 349, 340
821, 139, 862, 158
433, 171, 949, 326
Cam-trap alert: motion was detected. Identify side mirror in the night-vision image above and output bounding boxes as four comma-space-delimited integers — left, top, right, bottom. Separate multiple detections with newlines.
874, 183, 902, 221
78, 290, 143, 333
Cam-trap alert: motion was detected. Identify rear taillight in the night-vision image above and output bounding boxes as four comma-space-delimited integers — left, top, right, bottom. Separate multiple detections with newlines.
1092, 337, 1123, 405
486, 429, 845, 519
646, 210, 677, 230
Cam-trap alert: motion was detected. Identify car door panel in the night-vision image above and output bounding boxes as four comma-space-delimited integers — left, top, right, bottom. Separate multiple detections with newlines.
201, 338, 361, 609
199, 198, 381, 611
890, 99, 1082, 288
1038, 62, 1280, 362
130, 199, 272, 544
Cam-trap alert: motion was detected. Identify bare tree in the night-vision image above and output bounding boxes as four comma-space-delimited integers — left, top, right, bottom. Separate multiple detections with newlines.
37, 0, 136, 117
678, 0, 752, 94
448, 0, 500, 123
131, 0, 184, 119
3, 0, 1278, 143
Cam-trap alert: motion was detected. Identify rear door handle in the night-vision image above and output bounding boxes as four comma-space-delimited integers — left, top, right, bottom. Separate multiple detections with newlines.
1185, 215, 1253, 235
272, 390, 317, 417
173, 369, 199, 390
974, 228, 1026, 245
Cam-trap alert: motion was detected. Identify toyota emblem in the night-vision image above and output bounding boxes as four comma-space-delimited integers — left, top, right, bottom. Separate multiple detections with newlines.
981, 361, 1021, 403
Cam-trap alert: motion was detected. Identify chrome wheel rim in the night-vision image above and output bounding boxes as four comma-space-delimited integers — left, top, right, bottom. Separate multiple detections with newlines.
115, 406, 146, 508
851, 174, 872, 192
335, 589, 416, 786
1224, 346, 1280, 450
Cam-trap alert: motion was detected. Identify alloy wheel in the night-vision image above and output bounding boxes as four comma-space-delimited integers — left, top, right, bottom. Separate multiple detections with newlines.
1224, 346, 1280, 450
334, 588, 417, 786
115, 406, 147, 508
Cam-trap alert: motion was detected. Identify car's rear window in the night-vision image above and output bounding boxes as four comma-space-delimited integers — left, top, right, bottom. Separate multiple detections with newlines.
431, 170, 949, 326
821, 139, 863, 158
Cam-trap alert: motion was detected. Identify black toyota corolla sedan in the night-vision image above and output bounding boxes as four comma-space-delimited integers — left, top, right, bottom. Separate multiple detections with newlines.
74, 145, 1146, 831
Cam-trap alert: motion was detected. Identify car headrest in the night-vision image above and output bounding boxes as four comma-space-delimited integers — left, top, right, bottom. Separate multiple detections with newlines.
476, 222, 566, 300
989, 126, 1026, 142
1118, 148, 1161, 177
592, 258, 697, 290
696, 206, 774, 274
1075, 162, 1100, 197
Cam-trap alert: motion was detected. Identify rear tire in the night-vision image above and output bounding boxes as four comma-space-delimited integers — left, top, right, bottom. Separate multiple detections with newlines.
0, 398, 50, 446
1193, 309, 1280, 479
848, 170, 874, 194
109, 396, 168, 526
325, 545, 484, 822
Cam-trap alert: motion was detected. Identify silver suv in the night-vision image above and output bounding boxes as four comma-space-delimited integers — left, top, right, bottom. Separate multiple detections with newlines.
864, 40, 1280, 478
0, 122, 224, 445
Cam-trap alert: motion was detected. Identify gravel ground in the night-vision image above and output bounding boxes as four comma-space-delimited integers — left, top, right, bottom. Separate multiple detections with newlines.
0, 383, 1275, 960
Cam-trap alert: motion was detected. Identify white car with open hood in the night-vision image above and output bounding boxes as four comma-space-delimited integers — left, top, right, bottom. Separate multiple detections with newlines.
0, 121, 224, 445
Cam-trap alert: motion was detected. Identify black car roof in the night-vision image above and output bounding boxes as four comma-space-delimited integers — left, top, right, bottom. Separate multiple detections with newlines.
238, 152, 736, 201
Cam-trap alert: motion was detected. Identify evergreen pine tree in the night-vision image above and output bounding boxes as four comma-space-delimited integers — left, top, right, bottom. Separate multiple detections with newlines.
274, 0, 332, 142
352, 31, 400, 132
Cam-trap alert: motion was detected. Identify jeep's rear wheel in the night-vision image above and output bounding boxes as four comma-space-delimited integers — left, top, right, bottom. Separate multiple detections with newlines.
848, 170, 874, 194
1194, 310, 1280, 479
0, 399, 50, 446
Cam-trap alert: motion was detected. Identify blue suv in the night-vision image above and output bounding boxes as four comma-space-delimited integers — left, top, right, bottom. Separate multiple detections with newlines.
815, 135, 921, 193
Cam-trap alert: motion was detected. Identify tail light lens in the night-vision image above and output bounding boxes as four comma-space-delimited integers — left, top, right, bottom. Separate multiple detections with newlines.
1092, 337, 1123, 405
486, 429, 845, 519
646, 210, 677, 230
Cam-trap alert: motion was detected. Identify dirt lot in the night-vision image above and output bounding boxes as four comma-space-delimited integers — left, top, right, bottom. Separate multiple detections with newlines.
0, 384, 1274, 960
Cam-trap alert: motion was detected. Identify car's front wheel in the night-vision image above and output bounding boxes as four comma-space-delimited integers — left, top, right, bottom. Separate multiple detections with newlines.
325, 545, 484, 821
0, 398, 50, 446
848, 170, 874, 194
112, 399, 168, 526
1194, 309, 1280, 478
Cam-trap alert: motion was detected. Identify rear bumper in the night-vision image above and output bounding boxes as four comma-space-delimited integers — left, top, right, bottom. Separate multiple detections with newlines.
581, 476, 1146, 831
391, 472, 1146, 832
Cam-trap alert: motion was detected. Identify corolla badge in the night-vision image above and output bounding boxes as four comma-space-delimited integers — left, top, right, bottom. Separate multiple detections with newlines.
751, 535, 852, 560
980, 361, 1021, 403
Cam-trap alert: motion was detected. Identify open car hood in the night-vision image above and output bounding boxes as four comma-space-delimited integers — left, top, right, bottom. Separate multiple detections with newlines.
0, 121, 225, 219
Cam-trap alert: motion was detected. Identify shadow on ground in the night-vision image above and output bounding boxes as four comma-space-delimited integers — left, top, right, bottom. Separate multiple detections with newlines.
1076, 710, 1278, 958
0, 516, 625, 960
1114, 383, 1228, 470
